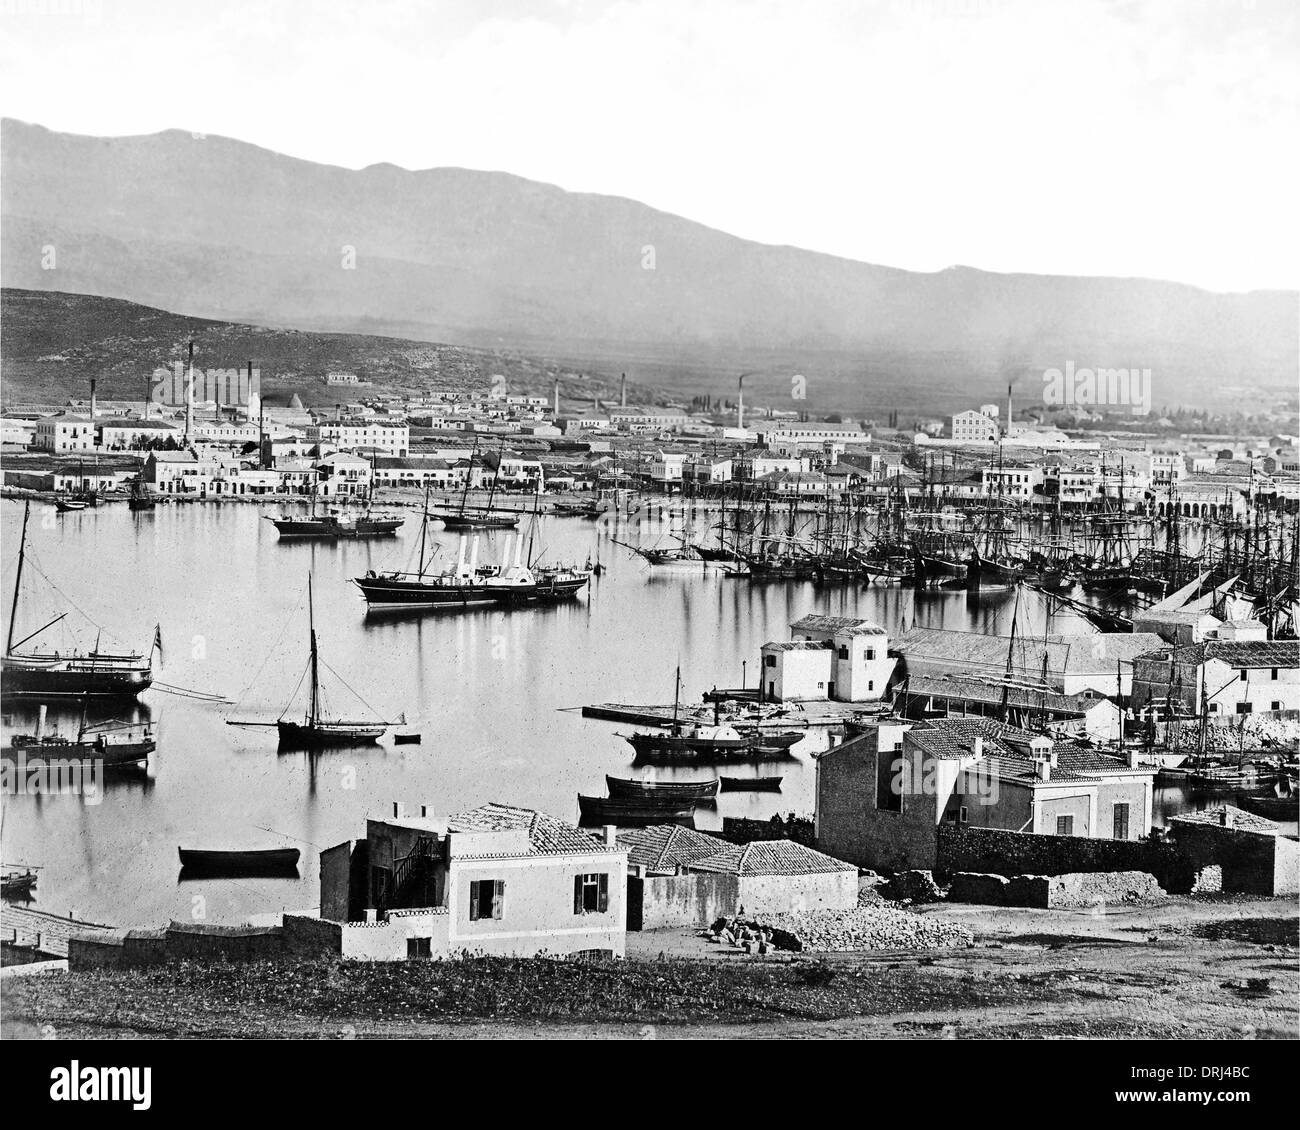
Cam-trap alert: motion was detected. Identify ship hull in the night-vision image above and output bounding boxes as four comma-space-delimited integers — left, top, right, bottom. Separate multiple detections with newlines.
277, 720, 385, 748
1, 655, 152, 699
355, 574, 588, 609
270, 518, 403, 539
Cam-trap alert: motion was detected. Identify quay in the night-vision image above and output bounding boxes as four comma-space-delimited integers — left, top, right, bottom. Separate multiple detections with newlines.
2, 903, 116, 959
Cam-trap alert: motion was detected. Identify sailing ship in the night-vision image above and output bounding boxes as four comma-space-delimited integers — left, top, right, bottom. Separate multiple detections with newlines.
355, 484, 590, 609
276, 576, 391, 748
1, 703, 155, 766
127, 478, 156, 512
3, 502, 156, 699
624, 667, 804, 760
433, 440, 521, 528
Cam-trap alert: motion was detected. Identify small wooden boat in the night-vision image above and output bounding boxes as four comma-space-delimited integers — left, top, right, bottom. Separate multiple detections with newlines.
606, 775, 718, 801
577, 795, 695, 827
719, 775, 783, 792
393, 732, 422, 745
1, 868, 39, 900
54, 498, 89, 512
1238, 793, 1299, 821
177, 847, 300, 874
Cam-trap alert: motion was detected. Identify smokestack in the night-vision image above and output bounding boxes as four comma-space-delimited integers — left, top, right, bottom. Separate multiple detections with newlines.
1004, 382, 1012, 437
553, 379, 560, 419
89, 378, 97, 422
185, 341, 195, 440
737, 374, 744, 431
620, 372, 627, 408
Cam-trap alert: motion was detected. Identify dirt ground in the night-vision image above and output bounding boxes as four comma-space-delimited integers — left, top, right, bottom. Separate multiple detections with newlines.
3, 894, 1296, 1040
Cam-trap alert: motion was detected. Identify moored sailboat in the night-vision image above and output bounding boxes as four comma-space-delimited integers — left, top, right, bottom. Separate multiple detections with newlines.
2, 502, 156, 699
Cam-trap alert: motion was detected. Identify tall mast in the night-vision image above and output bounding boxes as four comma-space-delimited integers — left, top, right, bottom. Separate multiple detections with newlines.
458, 439, 477, 517
671, 664, 681, 736
7, 501, 31, 655
416, 480, 431, 577
308, 573, 319, 727
999, 584, 1020, 722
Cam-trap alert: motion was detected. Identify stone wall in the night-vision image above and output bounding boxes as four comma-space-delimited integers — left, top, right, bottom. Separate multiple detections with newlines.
936, 824, 1194, 892
946, 870, 1164, 908
628, 873, 738, 930
282, 914, 343, 957
721, 815, 816, 847
1171, 824, 1299, 896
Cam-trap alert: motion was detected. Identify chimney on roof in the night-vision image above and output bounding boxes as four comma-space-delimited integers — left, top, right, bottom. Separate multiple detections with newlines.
602, 824, 618, 847
1220, 808, 1234, 828
972, 736, 984, 757
1034, 756, 1051, 782
364, 908, 377, 924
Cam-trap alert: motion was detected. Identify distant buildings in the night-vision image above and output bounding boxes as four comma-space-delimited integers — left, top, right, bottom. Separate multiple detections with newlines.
951, 409, 999, 443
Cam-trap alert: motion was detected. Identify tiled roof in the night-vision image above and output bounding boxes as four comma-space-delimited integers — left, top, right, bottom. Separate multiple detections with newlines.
688, 839, 856, 877
791, 614, 886, 636
904, 674, 1116, 714
1160, 640, 1299, 668
616, 825, 727, 873
1169, 804, 1281, 833
448, 802, 614, 855
895, 627, 1166, 677
907, 718, 1150, 784
763, 640, 832, 652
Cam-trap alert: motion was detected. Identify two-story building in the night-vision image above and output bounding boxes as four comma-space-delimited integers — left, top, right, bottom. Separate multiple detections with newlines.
1130, 631, 1299, 719
313, 802, 627, 960
760, 615, 896, 703
814, 718, 1157, 872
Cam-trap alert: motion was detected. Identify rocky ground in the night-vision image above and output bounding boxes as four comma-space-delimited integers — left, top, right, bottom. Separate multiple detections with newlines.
3, 893, 1295, 1040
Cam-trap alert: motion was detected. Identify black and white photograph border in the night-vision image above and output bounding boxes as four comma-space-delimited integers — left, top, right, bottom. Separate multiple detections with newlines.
0, 0, 1296, 1072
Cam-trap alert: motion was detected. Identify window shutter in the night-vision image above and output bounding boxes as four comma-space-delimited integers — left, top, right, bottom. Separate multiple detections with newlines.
574, 875, 584, 914
598, 874, 609, 913
493, 880, 505, 920
469, 883, 479, 921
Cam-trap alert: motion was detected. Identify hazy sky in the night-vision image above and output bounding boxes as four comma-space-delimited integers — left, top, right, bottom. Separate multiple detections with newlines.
2, 0, 1295, 291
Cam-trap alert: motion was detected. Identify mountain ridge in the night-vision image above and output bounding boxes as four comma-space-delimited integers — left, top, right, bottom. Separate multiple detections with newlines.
3, 119, 1294, 412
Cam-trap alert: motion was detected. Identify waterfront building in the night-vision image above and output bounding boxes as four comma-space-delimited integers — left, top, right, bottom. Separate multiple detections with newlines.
814, 718, 1157, 872
760, 615, 895, 703
1130, 637, 1300, 718
34, 414, 96, 453
892, 627, 1167, 698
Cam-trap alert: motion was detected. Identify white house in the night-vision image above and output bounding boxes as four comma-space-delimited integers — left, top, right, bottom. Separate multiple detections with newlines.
760, 615, 896, 703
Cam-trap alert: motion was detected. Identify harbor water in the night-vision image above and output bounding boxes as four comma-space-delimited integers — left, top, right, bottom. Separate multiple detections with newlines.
0, 498, 1273, 926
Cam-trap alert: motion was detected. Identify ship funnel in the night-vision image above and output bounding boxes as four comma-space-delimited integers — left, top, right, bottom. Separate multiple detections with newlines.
469, 535, 480, 574
457, 534, 468, 573
36, 705, 47, 742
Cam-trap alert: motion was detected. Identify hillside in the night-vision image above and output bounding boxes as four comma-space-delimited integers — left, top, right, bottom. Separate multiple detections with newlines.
3, 120, 1295, 415
0, 289, 658, 411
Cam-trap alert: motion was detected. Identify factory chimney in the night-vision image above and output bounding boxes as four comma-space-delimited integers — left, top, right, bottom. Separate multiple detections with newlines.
620, 372, 627, 408
1004, 382, 1013, 438
737, 374, 745, 431
553, 379, 560, 419
89, 378, 97, 422
184, 341, 195, 440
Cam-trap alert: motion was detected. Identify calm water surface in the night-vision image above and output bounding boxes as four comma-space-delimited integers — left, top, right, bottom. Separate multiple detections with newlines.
0, 499, 1235, 926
